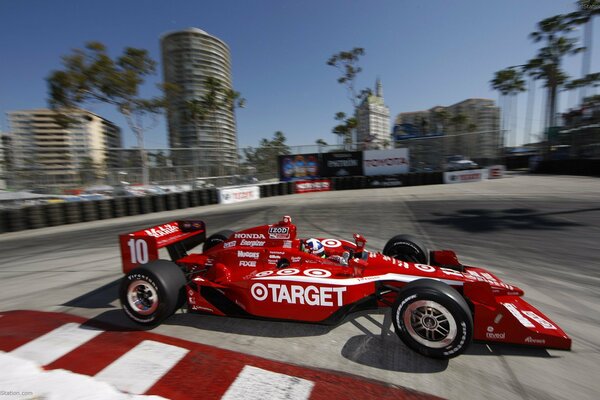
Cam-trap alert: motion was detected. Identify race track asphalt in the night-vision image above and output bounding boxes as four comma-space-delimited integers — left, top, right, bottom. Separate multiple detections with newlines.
1, 173, 599, 400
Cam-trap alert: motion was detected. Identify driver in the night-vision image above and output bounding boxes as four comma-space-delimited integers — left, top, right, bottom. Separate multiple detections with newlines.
303, 238, 348, 266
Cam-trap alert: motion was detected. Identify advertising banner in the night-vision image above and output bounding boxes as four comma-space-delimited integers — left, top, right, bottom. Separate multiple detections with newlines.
279, 154, 321, 181
219, 186, 260, 204
363, 149, 409, 176
443, 169, 486, 184
487, 165, 505, 179
321, 151, 363, 177
294, 179, 332, 193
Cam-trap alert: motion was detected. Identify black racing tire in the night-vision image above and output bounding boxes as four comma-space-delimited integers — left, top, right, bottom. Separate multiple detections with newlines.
203, 230, 235, 252
383, 234, 429, 264
392, 279, 473, 359
120, 260, 186, 327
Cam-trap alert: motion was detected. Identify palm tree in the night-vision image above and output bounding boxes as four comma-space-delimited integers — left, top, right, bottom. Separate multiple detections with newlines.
491, 67, 526, 148
564, 1, 600, 102
315, 139, 328, 153
526, 15, 584, 132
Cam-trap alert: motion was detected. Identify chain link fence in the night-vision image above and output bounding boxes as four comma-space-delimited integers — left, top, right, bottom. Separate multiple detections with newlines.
1, 130, 508, 193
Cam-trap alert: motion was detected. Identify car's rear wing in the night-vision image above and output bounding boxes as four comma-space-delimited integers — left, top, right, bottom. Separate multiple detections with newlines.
119, 220, 206, 273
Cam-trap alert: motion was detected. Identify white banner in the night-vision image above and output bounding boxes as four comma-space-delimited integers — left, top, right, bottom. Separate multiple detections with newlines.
444, 169, 486, 184
219, 186, 260, 204
363, 149, 409, 176
487, 165, 505, 179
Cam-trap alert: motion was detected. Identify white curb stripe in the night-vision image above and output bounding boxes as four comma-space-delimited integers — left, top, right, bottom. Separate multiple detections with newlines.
221, 365, 314, 400
95, 340, 189, 395
10, 322, 103, 365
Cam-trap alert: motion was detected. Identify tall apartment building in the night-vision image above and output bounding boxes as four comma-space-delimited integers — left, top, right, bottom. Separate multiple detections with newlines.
356, 78, 391, 148
0, 132, 6, 189
7, 109, 122, 186
394, 98, 500, 165
161, 28, 237, 175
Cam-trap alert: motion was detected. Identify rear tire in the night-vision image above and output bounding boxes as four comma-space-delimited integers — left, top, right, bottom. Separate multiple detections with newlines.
383, 235, 429, 264
120, 260, 186, 327
204, 230, 235, 251
392, 279, 473, 358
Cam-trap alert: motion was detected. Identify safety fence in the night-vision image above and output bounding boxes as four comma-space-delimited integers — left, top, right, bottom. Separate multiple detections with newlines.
0, 171, 445, 234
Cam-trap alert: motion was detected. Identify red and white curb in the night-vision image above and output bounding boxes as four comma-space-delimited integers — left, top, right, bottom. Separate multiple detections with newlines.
0, 311, 442, 400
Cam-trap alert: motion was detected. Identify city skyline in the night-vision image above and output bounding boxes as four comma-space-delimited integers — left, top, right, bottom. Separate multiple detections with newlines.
1, 0, 598, 149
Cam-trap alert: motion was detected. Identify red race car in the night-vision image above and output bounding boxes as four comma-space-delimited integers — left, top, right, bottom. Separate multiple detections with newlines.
118, 216, 571, 359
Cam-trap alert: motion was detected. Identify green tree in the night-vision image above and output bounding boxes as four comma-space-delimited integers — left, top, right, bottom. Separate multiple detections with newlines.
315, 138, 328, 153
491, 67, 526, 147
46, 41, 176, 185
243, 131, 290, 179
525, 15, 584, 133
327, 48, 367, 146
186, 77, 245, 176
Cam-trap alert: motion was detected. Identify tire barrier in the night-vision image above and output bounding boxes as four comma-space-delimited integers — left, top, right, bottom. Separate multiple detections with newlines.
96, 199, 112, 220
81, 201, 98, 222
25, 206, 47, 229
125, 197, 140, 216
44, 203, 65, 226
63, 202, 82, 224
536, 159, 600, 177
111, 198, 127, 218
177, 192, 189, 209
2, 171, 455, 234
209, 188, 219, 204
188, 190, 200, 207
6, 208, 26, 232
138, 196, 153, 214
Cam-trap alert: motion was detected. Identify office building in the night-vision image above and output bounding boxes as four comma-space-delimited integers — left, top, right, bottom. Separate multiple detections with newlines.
356, 78, 391, 148
7, 109, 122, 186
161, 28, 238, 175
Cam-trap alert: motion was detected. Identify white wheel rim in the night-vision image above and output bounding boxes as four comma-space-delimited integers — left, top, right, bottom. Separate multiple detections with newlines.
127, 279, 159, 315
403, 300, 457, 349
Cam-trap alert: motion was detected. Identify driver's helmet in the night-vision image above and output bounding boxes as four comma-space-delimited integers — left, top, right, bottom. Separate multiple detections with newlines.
304, 238, 325, 256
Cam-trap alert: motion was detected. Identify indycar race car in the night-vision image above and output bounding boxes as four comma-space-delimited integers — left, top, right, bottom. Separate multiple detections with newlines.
118, 216, 571, 359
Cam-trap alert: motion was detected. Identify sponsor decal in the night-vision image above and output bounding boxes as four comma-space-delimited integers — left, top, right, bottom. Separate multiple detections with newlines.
486, 332, 506, 340
271, 251, 285, 255
255, 271, 274, 277
524, 336, 546, 344
291, 256, 302, 263
322, 239, 342, 248
303, 269, 332, 278
277, 268, 299, 275
240, 239, 265, 247
224, 241, 236, 249
502, 303, 535, 328
444, 169, 485, 184
269, 254, 281, 259
487, 165, 505, 179
238, 251, 260, 259
363, 149, 410, 176
364, 157, 408, 167
191, 305, 214, 312
269, 226, 290, 239
251, 283, 346, 306
219, 186, 260, 204
240, 260, 257, 267
415, 264, 436, 273
144, 223, 179, 238
283, 240, 292, 248
295, 180, 332, 193
235, 233, 266, 239
522, 311, 557, 330
440, 267, 463, 277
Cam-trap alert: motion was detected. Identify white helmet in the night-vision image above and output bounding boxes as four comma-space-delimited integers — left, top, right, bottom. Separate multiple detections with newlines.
305, 238, 324, 256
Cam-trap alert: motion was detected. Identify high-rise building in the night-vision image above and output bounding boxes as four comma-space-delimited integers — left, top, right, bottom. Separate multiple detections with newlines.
394, 98, 500, 165
0, 132, 6, 189
356, 78, 391, 148
161, 28, 237, 175
7, 109, 121, 186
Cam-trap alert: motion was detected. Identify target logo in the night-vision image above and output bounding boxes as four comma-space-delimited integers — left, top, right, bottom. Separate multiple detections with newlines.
415, 264, 436, 272
322, 239, 342, 248
304, 269, 332, 278
251, 283, 269, 301
277, 268, 299, 275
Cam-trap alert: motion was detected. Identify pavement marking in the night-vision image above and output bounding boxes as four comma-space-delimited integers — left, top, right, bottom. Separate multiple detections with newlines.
10, 322, 103, 365
95, 340, 189, 395
221, 365, 314, 400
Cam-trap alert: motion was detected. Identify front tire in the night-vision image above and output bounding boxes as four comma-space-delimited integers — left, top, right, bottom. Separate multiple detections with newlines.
120, 260, 186, 327
392, 279, 473, 358
204, 230, 235, 252
383, 235, 429, 264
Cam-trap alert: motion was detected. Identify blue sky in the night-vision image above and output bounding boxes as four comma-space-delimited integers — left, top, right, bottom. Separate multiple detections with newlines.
1, 0, 598, 148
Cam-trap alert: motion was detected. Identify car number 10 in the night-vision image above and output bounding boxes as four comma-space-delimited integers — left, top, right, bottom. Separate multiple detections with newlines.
128, 238, 149, 264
